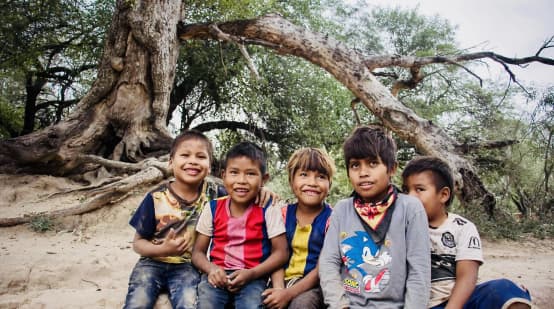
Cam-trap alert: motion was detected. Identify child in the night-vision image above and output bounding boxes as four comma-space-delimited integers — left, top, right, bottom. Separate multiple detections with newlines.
263, 147, 336, 309
192, 141, 289, 309
402, 156, 532, 309
319, 125, 431, 308
124, 131, 275, 308
124, 130, 218, 309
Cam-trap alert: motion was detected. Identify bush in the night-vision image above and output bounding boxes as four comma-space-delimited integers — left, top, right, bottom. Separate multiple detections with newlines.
29, 215, 55, 233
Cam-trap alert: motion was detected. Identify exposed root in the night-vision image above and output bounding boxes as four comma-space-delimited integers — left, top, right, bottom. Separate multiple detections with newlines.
41, 176, 123, 200
0, 166, 165, 227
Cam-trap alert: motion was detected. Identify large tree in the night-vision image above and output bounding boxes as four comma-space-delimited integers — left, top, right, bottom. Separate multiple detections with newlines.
0, 0, 553, 226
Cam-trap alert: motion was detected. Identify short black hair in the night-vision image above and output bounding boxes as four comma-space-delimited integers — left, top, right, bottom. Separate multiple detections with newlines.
170, 130, 213, 163
402, 156, 455, 207
223, 141, 268, 175
343, 125, 397, 172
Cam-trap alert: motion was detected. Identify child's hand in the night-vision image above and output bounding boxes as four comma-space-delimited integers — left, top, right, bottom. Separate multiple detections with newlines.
207, 265, 228, 289
160, 228, 188, 256
226, 269, 254, 293
256, 187, 280, 207
262, 287, 291, 309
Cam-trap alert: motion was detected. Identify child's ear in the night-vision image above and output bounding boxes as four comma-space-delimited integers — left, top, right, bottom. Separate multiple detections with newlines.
439, 187, 451, 204
262, 173, 270, 186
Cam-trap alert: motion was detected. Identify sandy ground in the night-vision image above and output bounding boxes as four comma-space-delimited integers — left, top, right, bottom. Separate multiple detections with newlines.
0, 174, 552, 308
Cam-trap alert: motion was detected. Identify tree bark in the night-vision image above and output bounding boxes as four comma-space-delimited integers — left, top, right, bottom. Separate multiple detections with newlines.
178, 14, 497, 214
0, 0, 182, 174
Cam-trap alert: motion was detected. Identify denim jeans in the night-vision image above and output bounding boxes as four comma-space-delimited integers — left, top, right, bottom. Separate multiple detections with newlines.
124, 257, 200, 309
430, 279, 532, 309
197, 272, 267, 309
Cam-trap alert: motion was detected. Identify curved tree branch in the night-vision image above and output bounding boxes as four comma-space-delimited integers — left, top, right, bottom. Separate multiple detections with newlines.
175, 13, 552, 214
192, 120, 270, 140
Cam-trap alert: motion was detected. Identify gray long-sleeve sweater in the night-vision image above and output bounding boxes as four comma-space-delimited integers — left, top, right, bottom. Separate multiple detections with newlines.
319, 194, 430, 309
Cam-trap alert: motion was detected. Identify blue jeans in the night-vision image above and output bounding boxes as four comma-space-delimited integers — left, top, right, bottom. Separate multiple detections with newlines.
197, 272, 267, 309
124, 257, 200, 309
431, 278, 532, 309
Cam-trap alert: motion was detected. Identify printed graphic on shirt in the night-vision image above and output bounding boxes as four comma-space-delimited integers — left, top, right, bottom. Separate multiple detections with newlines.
468, 236, 481, 249
441, 231, 456, 248
431, 253, 456, 282
453, 217, 467, 226
340, 231, 391, 294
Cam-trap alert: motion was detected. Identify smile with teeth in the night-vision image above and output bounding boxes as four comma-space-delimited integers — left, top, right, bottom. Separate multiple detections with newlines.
234, 188, 249, 196
302, 189, 321, 196
359, 181, 374, 189
184, 168, 200, 175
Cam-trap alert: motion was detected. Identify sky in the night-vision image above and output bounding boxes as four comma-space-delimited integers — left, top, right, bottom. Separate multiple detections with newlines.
365, 0, 554, 88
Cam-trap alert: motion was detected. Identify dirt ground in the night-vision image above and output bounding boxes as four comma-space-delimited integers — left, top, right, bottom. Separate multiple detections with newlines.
0, 174, 552, 308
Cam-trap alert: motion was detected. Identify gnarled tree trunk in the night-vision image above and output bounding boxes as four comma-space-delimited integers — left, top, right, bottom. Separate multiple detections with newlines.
0, 0, 181, 174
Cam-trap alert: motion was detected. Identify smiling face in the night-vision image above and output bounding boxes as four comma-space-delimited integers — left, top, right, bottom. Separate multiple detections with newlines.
403, 170, 449, 226
222, 156, 268, 209
348, 157, 396, 203
169, 138, 211, 189
291, 169, 330, 209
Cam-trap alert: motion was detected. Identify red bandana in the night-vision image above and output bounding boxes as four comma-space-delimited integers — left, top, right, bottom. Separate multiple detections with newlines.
353, 185, 397, 231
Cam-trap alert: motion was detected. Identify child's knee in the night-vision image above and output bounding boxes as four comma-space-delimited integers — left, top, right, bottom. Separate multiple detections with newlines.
506, 303, 531, 309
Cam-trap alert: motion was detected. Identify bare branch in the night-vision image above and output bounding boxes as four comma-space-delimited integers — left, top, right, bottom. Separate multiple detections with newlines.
192, 120, 270, 140
351, 98, 362, 125
209, 24, 260, 80
536, 36, 554, 57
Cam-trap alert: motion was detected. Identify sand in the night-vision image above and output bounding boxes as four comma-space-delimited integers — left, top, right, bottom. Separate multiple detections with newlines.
0, 174, 552, 308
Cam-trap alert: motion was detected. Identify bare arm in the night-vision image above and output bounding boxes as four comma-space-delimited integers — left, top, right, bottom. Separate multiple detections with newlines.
445, 260, 479, 309
227, 233, 288, 292
192, 233, 227, 288
269, 268, 286, 289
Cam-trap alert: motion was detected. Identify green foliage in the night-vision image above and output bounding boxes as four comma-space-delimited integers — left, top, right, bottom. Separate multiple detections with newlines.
0, 99, 23, 138
29, 215, 55, 233
0, 0, 113, 134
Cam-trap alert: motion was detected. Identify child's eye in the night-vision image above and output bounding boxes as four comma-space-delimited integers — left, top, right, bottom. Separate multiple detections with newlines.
318, 174, 329, 180
247, 172, 258, 176
349, 162, 359, 169
299, 171, 308, 177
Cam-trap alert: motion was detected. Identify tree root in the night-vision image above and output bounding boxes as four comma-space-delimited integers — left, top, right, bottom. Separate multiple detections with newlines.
0, 166, 166, 227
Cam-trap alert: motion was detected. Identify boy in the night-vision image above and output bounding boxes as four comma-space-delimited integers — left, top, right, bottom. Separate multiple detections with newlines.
263, 147, 336, 309
402, 156, 532, 309
192, 141, 289, 309
124, 130, 218, 309
319, 125, 431, 308
124, 132, 275, 308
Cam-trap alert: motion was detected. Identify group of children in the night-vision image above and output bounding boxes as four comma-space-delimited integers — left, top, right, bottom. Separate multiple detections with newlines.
123, 126, 532, 309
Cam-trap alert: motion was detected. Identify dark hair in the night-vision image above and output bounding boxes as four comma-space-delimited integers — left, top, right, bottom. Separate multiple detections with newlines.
401, 156, 455, 207
343, 125, 397, 172
286, 147, 336, 185
223, 141, 268, 175
170, 130, 213, 163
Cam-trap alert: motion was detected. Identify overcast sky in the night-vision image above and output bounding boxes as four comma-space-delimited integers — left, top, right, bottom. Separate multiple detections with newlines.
366, 0, 553, 87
